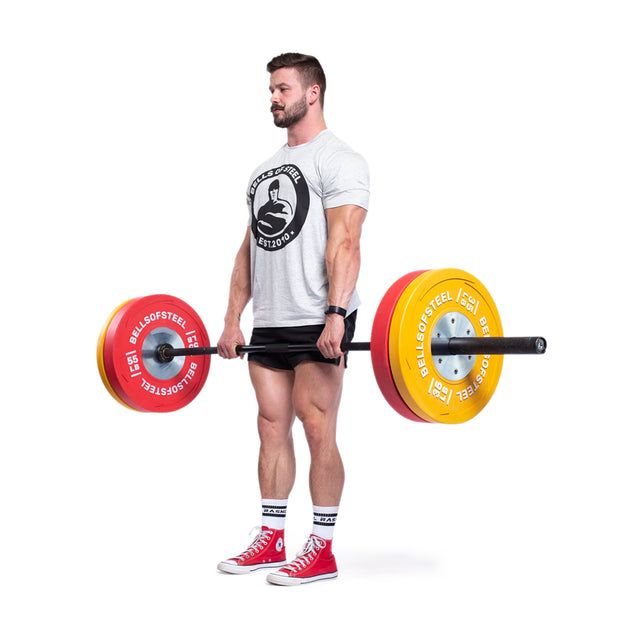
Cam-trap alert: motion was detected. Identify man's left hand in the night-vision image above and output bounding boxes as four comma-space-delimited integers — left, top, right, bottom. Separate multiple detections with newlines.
316, 313, 346, 359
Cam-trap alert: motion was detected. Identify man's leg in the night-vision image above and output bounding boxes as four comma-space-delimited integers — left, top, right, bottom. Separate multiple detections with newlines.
249, 361, 297, 499
293, 360, 345, 505
266, 360, 344, 586
217, 362, 296, 575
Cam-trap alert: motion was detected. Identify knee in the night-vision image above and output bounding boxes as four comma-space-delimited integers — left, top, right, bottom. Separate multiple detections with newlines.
257, 414, 292, 448
297, 407, 335, 452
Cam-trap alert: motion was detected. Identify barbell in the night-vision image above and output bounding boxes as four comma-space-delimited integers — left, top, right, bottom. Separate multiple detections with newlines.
97, 268, 547, 423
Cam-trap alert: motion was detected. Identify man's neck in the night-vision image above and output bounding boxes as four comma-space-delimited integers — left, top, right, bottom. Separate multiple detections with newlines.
286, 115, 327, 147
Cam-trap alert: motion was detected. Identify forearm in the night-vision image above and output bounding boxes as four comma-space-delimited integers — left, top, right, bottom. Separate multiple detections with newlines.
325, 238, 361, 310
324, 205, 366, 310
317, 205, 366, 359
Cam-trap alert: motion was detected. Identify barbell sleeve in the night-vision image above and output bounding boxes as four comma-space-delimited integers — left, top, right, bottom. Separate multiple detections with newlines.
430, 336, 547, 356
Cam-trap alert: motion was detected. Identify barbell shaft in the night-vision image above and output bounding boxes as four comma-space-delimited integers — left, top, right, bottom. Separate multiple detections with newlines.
157, 342, 370, 360
159, 336, 546, 361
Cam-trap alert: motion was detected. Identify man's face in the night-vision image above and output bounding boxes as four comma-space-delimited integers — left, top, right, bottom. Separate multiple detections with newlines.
269, 67, 308, 129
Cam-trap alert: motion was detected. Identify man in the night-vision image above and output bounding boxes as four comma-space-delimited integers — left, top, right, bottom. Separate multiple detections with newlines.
216, 53, 369, 586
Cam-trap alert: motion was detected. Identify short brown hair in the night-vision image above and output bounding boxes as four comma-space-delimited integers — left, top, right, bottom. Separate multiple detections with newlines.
266, 53, 326, 107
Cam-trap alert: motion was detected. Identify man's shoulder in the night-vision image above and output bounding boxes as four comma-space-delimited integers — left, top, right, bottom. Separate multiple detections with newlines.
314, 129, 357, 154
314, 131, 368, 177
317, 130, 365, 162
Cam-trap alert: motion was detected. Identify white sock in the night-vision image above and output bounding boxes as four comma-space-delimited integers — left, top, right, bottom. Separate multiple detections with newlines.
262, 499, 288, 530
312, 505, 339, 540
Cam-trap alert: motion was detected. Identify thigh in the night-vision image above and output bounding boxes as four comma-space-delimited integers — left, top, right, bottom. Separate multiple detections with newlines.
249, 361, 296, 429
292, 360, 345, 423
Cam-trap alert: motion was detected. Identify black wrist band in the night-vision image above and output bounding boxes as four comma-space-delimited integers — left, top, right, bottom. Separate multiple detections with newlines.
325, 305, 347, 317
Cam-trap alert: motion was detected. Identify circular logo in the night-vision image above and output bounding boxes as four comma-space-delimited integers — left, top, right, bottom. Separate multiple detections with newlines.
249, 164, 309, 251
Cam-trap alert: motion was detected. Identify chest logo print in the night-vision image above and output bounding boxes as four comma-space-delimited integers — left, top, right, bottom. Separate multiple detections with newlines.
249, 164, 310, 251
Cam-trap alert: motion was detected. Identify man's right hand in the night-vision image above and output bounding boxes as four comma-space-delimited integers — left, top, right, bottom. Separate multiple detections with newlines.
217, 325, 246, 359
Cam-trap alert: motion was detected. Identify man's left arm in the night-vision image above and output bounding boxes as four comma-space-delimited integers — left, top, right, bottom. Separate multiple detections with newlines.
317, 204, 367, 359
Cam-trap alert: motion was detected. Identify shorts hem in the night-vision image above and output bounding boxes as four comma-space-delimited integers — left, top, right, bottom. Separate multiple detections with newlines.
248, 312, 357, 371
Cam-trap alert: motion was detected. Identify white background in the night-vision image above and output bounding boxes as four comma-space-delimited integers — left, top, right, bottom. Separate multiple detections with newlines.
1, 1, 638, 638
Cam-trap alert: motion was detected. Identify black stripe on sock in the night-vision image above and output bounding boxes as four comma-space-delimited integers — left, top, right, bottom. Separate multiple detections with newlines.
313, 513, 338, 526
263, 506, 287, 517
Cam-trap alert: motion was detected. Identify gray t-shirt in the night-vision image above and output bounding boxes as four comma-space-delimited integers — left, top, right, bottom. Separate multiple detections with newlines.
246, 130, 369, 327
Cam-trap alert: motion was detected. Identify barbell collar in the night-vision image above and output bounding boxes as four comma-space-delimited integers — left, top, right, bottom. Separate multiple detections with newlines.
157, 336, 546, 363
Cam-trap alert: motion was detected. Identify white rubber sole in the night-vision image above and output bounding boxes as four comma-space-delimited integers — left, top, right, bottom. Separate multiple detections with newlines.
217, 560, 287, 575
266, 570, 338, 586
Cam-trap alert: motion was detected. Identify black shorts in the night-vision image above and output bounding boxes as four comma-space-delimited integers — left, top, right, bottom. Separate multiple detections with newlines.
248, 311, 357, 371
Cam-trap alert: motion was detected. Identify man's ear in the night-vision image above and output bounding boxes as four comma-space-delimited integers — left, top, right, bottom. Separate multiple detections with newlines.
307, 84, 321, 106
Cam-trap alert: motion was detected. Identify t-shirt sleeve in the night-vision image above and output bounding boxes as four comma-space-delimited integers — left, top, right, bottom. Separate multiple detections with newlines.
321, 150, 370, 211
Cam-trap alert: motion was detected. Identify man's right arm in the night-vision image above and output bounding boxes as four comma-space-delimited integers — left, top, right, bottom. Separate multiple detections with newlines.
217, 227, 252, 359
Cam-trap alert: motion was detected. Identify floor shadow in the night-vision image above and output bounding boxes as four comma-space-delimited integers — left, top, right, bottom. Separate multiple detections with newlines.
342, 549, 439, 578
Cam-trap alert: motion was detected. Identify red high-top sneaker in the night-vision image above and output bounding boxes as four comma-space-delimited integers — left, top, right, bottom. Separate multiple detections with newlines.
217, 527, 286, 574
266, 535, 338, 586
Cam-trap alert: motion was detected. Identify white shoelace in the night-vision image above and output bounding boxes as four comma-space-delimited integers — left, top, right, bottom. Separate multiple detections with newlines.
282, 535, 326, 573
237, 526, 272, 560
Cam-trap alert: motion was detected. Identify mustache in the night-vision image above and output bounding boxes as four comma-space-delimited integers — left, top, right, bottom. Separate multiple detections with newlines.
270, 105, 284, 113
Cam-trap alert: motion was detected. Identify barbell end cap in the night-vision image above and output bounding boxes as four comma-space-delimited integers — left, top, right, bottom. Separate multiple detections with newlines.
535, 337, 547, 354
155, 344, 175, 364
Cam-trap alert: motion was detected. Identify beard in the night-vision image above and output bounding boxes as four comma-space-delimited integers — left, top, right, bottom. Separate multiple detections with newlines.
271, 96, 308, 128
